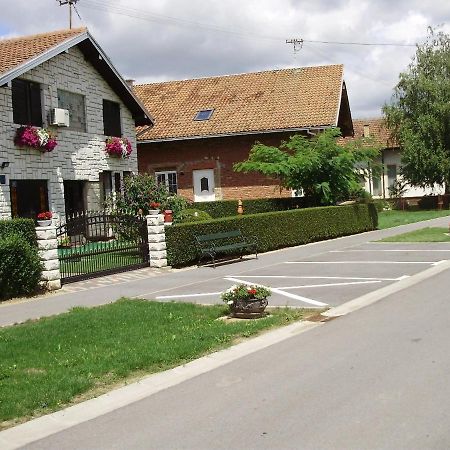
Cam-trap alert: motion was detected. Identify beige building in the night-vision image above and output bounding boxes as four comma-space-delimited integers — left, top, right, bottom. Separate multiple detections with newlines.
351, 118, 444, 199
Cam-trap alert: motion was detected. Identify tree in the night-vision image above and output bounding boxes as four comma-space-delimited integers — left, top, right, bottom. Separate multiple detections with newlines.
233, 128, 379, 205
105, 173, 187, 218
383, 28, 450, 189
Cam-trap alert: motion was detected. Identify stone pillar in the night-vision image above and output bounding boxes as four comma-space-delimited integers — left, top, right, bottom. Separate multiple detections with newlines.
35, 225, 62, 291
146, 214, 167, 268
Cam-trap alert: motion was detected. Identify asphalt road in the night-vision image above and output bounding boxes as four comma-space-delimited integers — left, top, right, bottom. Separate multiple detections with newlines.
22, 259, 450, 450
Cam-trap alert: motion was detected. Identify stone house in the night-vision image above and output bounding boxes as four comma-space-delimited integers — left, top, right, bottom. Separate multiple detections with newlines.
351, 118, 444, 198
135, 65, 353, 201
0, 28, 152, 220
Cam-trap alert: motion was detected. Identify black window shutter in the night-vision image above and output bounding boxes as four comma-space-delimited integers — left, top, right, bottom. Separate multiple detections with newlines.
12, 79, 28, 125
29, 82, 43, 127
12, 79, 42, 126
103, 100, 121, 137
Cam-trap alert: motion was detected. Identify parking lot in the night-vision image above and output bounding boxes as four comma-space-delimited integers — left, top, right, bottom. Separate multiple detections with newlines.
148, 241, 450, 309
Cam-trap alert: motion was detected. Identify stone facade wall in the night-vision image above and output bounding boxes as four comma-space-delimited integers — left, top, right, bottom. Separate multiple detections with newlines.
138, 132, 295, 201
0, 45, 138, 220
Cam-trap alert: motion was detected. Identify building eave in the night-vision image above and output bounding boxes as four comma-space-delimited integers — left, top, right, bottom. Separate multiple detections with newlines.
137, 125, 332, 144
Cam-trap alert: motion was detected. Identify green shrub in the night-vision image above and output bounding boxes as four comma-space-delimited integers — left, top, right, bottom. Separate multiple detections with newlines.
0, 234, 42, 300
0, 218, 37, 247
193, 197, 316, 218
178, 208, 213, 223
166, 203, 378, 267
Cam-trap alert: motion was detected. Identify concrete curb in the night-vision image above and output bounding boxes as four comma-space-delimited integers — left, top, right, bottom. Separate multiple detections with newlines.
0, 320, 320, 450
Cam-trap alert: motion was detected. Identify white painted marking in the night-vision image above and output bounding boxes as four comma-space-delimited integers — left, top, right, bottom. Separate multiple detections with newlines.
284, 261, 434, 265
156, 292, 222, 300
229, 275, 404, 281
432, 260, 447, 266
331, 249, 450, 252
277, 280, 382, 289
224, 277, 328, 307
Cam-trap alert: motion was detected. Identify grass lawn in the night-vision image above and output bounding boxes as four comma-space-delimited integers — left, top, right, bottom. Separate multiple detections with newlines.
378, 210, 450, 229
0, 299, 316, 428
379, 227, 450, 242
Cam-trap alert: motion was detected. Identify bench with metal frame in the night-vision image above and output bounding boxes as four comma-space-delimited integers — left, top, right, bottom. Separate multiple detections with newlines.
195, 230, 258, 268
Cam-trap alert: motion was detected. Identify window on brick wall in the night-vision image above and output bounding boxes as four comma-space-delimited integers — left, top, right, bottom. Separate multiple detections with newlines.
12, 79, 42, 127
103, 99, 121, 137
155, 170, 178, 194
57, 89, 86, 132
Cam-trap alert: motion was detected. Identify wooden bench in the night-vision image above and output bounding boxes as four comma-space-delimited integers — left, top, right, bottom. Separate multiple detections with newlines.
195, 230, 258, 268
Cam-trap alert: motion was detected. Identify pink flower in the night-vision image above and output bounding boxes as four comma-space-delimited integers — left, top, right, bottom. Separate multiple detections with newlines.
105, 137, 132, 158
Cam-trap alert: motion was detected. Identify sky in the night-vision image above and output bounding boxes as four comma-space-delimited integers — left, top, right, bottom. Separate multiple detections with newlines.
0, 0, 449, 119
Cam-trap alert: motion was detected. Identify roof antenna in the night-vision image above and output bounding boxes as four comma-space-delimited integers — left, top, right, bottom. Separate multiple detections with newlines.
286, 38, 304, 53
56, 0, 80, 29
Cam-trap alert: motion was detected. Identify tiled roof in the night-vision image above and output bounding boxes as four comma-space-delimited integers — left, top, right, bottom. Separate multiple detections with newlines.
0, 28, 86, 76
343, 118, 398, 148
135, 65, 344, 141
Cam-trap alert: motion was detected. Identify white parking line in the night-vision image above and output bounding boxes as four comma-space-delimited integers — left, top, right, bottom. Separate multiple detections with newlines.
284, 261, 435, 264
230, 275, 406, 281
156, 292, 222, 300
277, 280, 382, 289
331, 249, 450, 252
224, 277, 328, 307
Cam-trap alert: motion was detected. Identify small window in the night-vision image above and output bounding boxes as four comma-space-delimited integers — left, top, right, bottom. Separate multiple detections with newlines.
57, 89, 86, 132
155, 170, 178, 194
387, 165, 397, 188
12, 79, 42, 127
200, 177, 209, 192
103, 99, 121, 137
194, 109, 214, 121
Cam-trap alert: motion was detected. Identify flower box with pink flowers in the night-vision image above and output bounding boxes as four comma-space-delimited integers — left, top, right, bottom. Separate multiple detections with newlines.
105, 137, 132, 158
14, 126, 57, 152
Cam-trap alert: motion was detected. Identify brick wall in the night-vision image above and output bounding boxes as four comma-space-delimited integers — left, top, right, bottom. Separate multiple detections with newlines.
0, 46, 138, 220
138, 132, 299, 201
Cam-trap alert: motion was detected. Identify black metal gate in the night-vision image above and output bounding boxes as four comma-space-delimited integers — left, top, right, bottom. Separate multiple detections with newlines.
56, 211, 149, 284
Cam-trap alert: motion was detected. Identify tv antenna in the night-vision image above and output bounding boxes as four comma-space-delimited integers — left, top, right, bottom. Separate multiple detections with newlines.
286, 38, 304, 53
56, 0, 81, 29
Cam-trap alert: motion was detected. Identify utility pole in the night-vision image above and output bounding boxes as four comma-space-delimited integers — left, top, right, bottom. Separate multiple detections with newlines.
286, 38, 304, 53
56, 0, 80, 29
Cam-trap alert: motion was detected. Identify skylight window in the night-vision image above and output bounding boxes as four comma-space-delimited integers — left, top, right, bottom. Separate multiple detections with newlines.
194, 109, 214, 121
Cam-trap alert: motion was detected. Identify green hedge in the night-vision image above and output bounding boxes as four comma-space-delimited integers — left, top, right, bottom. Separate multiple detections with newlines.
0, 218, 37, 247
166, 203, 378, 267
193, 197, 316, 219
0, 234, 42, 300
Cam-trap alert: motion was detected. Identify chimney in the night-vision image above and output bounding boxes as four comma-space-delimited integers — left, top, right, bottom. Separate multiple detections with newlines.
363, 124, 370, 138
125, 79, 135, 88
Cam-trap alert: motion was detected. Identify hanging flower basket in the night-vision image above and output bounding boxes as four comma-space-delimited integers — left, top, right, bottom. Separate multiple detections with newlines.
105, 137, 132, 158
14, 126, 57, 152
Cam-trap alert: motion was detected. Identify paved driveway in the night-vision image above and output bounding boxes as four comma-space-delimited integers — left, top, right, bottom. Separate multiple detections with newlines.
139, 241, 450, 309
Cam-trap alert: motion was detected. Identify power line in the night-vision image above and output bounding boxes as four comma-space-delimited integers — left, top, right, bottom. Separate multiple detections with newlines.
80, 0, 416, 48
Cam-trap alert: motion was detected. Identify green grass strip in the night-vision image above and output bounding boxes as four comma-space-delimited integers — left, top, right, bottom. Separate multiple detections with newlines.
378, 227, 450, 242
0, 300, 313, 427
378, 210, 450, 230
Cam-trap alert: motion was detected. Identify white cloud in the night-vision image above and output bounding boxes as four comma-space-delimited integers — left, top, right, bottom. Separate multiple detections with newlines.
0, 0, 449, 118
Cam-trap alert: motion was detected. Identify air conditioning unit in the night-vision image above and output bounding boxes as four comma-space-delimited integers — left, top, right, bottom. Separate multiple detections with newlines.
50, 108, 70, 127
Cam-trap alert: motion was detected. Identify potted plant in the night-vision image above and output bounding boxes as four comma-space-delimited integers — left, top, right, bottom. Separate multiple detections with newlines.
149, 201, 161, 215
105, 137, 132, 158
14, 125, 57, 152
58, 235, 71, 248
221, 284, 271, 318
36, 211, 53, 227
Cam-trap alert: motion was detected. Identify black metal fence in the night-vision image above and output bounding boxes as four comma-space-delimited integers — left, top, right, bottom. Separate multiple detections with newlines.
56, 211, 149, 283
